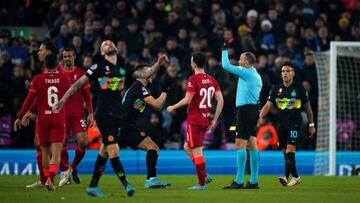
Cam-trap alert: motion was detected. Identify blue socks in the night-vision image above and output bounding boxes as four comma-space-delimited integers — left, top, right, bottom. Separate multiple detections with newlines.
235, 149, 247, 184
249, 149, 259, 184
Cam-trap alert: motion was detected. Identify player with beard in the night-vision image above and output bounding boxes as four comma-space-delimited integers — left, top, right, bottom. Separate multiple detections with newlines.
53, 40, 135, 197
57, 48, 94, 186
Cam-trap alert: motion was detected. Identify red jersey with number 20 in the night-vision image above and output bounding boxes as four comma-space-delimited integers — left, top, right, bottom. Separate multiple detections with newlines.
186, 74, 221, 127
29, 71, 70, 121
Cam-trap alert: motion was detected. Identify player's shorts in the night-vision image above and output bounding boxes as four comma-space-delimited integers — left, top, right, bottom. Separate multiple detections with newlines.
65, 115, 87, 136
186, 123, 207, 149
96, 117, 121, 146
236, 104, 259, 140
36, 118, 66, 146
278, 123, 301, 149
118, 126, 147, 150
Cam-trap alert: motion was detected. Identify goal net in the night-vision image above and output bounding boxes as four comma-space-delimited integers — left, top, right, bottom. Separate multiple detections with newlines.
313, 42, 360, 175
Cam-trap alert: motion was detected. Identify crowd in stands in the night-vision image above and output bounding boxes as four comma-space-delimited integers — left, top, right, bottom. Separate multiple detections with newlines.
1, 0, 359, 150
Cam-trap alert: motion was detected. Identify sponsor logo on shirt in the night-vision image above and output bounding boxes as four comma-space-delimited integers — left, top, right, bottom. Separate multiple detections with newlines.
98, 76, 125, 91
275, 98, 301, 110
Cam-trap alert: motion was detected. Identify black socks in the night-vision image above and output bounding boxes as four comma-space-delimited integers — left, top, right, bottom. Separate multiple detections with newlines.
146, 150, 158, 179
89, 155, 108, 187
110, 157, 128, 186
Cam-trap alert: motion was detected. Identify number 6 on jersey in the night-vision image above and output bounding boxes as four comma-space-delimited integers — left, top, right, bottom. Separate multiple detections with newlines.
47, 86, 59, 107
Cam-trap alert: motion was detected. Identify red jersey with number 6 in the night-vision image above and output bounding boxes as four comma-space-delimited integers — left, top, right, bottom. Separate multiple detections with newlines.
186, 73, 221, 127
29, 71, 71, 121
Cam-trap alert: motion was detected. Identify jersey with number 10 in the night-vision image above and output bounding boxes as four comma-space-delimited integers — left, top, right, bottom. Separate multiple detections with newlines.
186, 73, 221, 127
29, 71, 70, 120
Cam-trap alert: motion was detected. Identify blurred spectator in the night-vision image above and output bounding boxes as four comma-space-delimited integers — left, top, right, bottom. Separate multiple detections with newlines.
317, 26, 331, 51
256, 55, 272, 108
302, 27, 321, 52
237, 25, 257, 53
122, 18, 144, 56
146, 112, 166, 149
285, 36, 303, 70
259, 19, 276, 53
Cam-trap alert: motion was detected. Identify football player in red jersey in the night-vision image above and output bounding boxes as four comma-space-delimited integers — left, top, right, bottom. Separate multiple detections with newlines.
167, 52, 224, 190
58, 48, 94, 186
19, 42, 60, 188
15, 54, 71, 191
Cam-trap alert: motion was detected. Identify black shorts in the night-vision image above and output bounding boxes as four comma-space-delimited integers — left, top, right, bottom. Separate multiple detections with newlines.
236, 104, 259, 140
96, 117, 121, 146
278, 123, 301, 149
118, 125, 147, 150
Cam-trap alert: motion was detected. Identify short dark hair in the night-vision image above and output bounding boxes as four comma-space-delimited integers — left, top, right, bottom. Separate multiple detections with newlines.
282, 62, 295, 71
42, 41, 59, 55
62, 48, 74, 54
244, 52, 256, 65
191, 52, 206, 68
45, 54, 58, 69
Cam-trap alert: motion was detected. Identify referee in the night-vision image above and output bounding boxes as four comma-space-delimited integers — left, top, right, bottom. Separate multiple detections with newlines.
221, 39, 262, 189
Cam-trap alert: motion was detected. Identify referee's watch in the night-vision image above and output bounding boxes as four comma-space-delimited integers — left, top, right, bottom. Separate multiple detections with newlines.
308, 122, 315, 128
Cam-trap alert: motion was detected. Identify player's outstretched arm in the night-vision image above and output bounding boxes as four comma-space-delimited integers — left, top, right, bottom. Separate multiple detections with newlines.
144, 92, 167, 111
53, 75, 89, 112
167, 93, 194, 113
133, 55, 168, 79
258, 101, 273, 126
210, 91, 224, 130
304, 101, 316, 138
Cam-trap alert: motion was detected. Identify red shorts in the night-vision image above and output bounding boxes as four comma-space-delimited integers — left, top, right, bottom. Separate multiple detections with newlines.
65, 116, 87, 136
186, 124, 207, 149
36, 119, 66, 146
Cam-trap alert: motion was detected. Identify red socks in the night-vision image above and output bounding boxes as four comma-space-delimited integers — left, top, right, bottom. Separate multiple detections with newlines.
194, 156, 206, 186
49, 164, 58, 182
36, 149, 47, 184
188, 153, 195, 164
70, 145, 86, 169
59, 146, 69, 171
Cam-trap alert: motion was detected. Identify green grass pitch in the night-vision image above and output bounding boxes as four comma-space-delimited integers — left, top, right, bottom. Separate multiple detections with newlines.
1, 175, 359, 203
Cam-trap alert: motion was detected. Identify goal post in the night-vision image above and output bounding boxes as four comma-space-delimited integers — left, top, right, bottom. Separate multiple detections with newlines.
314, 41, 360, 176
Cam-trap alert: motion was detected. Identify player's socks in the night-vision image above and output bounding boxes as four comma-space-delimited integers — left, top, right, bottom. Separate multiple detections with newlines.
49, 164, 58, 182
110, 157, 128, 186
36, 149, 46, 184
194, 156, 206, 186
89, 155, 107, 187
285, 152, 295, 179
249, 149, 259, 184
291, 153, 299, 178
235, 149, 247, 185
70, 145, 86, 169
43, 168, 50, 178
188, 153, 195, 164
146, 149, 158, 179
59, 146, 69, 171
